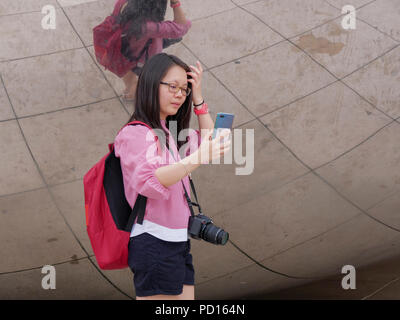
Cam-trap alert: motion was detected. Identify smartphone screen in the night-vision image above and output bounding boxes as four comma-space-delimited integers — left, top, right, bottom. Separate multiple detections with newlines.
212, 113, 235, 139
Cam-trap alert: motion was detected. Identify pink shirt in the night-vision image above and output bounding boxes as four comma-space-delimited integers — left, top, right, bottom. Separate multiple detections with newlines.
114, 120, 201, 242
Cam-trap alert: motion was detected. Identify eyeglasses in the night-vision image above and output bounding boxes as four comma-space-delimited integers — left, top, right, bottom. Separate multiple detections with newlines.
160, 81, 191, 96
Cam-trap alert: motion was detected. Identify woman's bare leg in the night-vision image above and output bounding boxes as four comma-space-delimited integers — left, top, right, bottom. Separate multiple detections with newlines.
121, 71, 138, 99
122, 70, 134, 91
179, 284, 195, 300
135, 285, 195, 300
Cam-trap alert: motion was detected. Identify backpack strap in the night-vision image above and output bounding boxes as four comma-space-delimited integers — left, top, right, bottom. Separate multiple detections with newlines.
124, 194, 147, 231
117, 121, 160, 229
120, 37, 153, 64
128, 38, 152, 63
114, 120, 162, 156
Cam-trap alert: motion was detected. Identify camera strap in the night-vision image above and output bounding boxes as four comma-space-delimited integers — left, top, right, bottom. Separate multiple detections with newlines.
182, 177, 202, 217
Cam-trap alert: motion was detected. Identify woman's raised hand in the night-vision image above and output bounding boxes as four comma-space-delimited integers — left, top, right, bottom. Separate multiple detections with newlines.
192, 129, 231, 164
187, 61, 203, 103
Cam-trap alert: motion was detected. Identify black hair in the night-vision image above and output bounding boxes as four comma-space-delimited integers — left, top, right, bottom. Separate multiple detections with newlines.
127, 53, 193, 152
117, 0, 168, 40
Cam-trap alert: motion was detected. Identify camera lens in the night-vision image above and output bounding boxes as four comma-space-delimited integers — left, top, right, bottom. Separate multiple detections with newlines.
217, 229, 229, 245
203, 224, 229, 245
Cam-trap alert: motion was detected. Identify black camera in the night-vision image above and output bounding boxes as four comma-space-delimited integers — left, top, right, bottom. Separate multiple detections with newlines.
188, 214, 229, 245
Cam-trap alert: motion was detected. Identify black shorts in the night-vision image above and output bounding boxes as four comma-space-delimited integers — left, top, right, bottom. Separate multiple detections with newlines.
128, 232, 195, 297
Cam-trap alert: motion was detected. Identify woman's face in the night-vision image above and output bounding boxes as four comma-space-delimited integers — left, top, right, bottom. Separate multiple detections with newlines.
159, 65, 188, 120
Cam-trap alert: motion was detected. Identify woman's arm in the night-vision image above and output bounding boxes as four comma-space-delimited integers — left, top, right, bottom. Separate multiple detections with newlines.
154, 151, 201, 188
171, 0, 188, 25
188, 61, 215, 140
196, 112, 214, 140
154, 130, 231, 188
155, 61, 233, 189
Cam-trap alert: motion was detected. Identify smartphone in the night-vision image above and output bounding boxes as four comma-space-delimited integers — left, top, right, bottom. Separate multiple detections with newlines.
212, 113, 235, 139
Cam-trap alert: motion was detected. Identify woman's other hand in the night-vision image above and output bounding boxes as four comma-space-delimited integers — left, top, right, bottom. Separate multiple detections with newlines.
190, 129, 231, 164
187, 61, 203, 105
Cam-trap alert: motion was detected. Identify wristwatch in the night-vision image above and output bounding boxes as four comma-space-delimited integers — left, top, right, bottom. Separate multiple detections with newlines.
193, 102, 209, 116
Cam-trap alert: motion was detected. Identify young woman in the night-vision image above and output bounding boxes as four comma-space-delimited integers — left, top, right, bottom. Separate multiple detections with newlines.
115, 0, 191, 101
114, 53, 231, 300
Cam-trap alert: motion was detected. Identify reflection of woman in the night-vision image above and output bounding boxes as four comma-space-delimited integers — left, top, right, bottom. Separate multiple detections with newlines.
115, 0, 191, 101
114, 53, 231, 300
